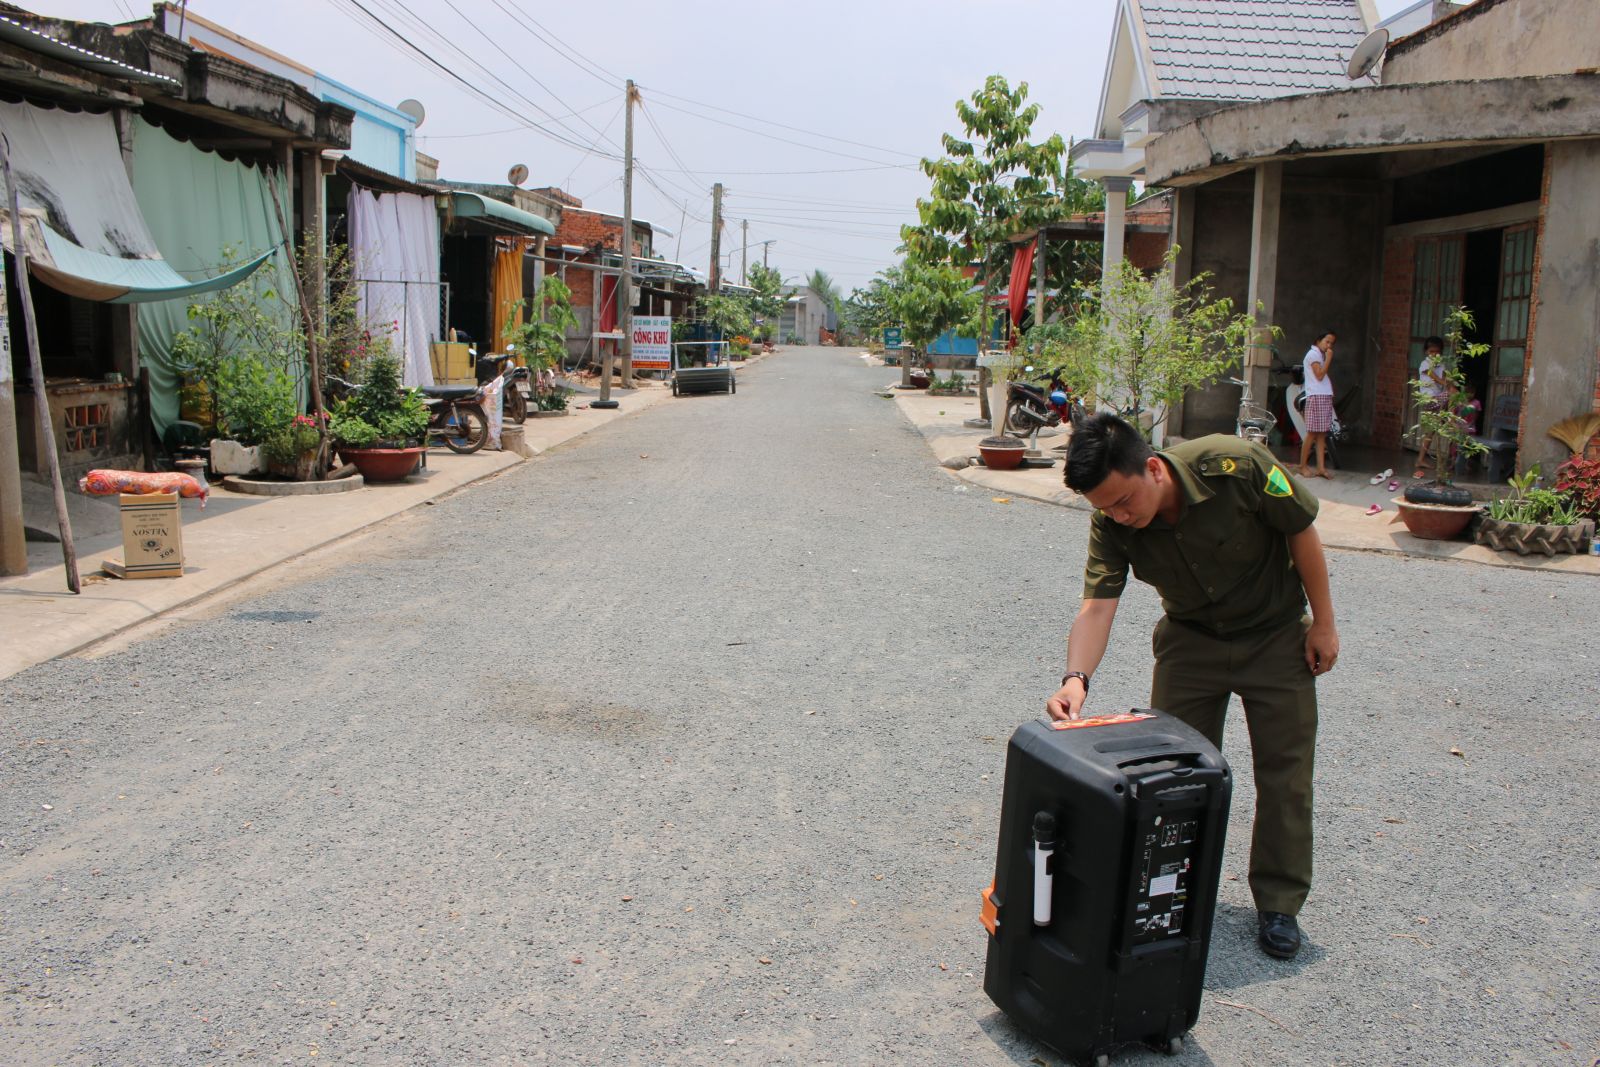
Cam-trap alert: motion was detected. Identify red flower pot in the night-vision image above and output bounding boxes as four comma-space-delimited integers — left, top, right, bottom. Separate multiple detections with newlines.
979, 436, 1027, 471
1393, 499, 1478, 540
338, 446, 423, 483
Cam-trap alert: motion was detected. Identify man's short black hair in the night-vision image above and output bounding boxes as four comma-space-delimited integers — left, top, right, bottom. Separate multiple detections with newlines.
1424, 335, 1444, 351
1065, 412, 1153, 493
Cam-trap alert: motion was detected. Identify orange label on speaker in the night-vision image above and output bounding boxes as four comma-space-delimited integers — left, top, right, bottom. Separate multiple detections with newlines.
1049, 712, 1155, 731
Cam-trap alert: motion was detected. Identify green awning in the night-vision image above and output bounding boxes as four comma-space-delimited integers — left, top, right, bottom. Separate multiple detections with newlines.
449, 191, 555, 236
18, 214, 276, 304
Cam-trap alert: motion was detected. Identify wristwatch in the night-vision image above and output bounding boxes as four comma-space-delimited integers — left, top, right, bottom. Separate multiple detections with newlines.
1060, 671, 1090, 693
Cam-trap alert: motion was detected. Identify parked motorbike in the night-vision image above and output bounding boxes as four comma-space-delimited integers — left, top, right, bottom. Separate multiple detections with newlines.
1003, 365, 1078, 438
420, 384, 489, 454
478, 346, 529, 424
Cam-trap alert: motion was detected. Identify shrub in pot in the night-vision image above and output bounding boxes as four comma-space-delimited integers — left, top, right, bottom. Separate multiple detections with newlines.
329, 352, 429, 482
1475, 464, 1595, 555
263, 414, 323, 481
1404, 306, 1487, 507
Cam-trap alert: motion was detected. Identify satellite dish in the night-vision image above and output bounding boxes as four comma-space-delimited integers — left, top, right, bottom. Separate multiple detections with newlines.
507, 163, 529, 187
397, 98, 427, 127
1346, 28, 1389, 81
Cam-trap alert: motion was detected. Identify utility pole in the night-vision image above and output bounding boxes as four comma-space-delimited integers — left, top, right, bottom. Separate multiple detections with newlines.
709, 182, 724, 294
595, 78, 636, 409
760, 240, 775, 268
740, 219, 748, 286
619, 78, 636, 389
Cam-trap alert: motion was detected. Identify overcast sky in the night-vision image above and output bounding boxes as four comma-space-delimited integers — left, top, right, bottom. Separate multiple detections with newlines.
40, 0, 1415, 291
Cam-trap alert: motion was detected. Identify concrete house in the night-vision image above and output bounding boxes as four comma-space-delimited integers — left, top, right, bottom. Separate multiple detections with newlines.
1072, 0, 1378, 283
1140, 0, 1600, 473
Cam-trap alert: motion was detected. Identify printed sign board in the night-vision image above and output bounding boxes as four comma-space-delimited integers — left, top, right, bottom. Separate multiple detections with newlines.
883, 327, 903, 351
631, 315, 672, 370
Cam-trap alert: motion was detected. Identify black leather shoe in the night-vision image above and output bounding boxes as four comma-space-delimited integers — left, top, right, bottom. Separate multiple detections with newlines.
1257, 911, 1302, 959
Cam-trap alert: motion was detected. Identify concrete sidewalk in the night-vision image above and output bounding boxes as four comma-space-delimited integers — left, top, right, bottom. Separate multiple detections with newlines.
1, 385, 670, 681
891, 389, 1600, 577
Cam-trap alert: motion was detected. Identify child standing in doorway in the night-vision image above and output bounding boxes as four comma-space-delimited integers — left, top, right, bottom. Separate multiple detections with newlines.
1298, 331, 1336, 479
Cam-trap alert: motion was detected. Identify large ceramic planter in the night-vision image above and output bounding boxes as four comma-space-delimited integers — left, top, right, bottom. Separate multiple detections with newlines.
1475, 515, 1595, 556
210, 439, 266, 476
338, 446, 423, 483
1393, 498, 1479, 540
978, 435, 1027, 471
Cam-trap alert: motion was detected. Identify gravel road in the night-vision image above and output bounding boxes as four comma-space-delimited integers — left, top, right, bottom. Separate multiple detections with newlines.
2, 348, 1596, 1066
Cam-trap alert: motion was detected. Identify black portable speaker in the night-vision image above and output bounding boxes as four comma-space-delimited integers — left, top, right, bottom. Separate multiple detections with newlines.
980, 710, 1232, 1066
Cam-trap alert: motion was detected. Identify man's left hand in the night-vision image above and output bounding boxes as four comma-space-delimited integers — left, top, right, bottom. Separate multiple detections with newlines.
1305, 620, 1340, 676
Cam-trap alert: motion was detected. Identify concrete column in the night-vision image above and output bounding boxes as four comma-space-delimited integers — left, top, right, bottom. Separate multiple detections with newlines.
1245, 162, 1283, 408
1167, 187, 1198, 439
1522, 139, 1600, 474
1101, 176, 1132, 285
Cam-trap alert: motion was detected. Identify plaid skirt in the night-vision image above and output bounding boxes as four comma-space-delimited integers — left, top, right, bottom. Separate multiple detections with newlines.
1304, 394, 1334, 433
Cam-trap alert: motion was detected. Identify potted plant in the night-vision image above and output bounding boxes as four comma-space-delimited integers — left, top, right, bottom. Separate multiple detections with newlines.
328, 350, 429, 482
263, 414, 323, 481
206, 356, 297, 475
928, 372, 972, 397
978, 435, 1027, 470
1403, 307, 1489, 507
502, 277, 580, 415
1474, 464, 1595, 555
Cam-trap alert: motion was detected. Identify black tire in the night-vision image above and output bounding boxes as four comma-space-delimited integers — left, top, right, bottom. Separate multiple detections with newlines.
443, 405, 488, 454
1404, 482, 1473, 507
505, 387, 527, 424
1004, 400, 1038, 437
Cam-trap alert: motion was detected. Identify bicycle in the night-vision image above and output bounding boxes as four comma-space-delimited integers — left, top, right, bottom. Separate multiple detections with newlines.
1229, 376, 1276, 445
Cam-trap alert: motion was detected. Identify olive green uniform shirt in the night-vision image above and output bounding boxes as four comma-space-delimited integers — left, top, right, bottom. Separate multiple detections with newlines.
1082, 436, 1319, 638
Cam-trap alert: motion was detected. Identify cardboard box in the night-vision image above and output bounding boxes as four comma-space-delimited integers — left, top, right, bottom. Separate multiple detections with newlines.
105, 492, 184, 579
430, 341, 475, 385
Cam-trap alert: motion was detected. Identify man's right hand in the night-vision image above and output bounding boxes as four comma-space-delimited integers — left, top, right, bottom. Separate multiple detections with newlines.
1046, 679, 1088, 721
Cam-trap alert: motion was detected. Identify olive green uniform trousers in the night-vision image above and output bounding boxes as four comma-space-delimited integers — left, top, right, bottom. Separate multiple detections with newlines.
1151, 614, 1318, 917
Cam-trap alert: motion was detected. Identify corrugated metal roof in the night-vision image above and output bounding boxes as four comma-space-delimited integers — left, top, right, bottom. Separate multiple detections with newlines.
1139, 0, 1369, 101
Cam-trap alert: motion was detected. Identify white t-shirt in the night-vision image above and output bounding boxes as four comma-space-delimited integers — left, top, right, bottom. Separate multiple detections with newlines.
1417, 356, 1447, 400
1303, 345, 1333, 398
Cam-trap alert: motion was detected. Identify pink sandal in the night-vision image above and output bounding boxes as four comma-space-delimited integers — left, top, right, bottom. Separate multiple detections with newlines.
1365, 503, 1383, 516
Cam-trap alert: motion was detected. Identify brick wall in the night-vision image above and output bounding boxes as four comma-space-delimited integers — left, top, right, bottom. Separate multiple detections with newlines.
1126, 231, 1170, 273
1373, 236, 1416, 448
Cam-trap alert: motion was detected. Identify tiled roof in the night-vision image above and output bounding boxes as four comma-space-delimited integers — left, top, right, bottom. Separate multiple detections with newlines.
1138, 0, 1370, 101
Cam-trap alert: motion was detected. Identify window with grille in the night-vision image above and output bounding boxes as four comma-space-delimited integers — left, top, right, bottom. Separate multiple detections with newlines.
63, 403, 110, 452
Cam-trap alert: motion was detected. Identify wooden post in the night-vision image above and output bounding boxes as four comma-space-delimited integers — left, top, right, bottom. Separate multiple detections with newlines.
1, 134, 78, 592
0, 241, 25, 576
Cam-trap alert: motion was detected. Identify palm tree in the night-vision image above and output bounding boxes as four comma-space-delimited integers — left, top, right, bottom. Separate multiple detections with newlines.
806, 269, 843, 314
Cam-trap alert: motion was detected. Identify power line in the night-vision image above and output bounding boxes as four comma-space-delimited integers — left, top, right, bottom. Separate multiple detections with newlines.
328, 0, 620, 159
646, 98, 918, 168
635, 83, 923, 160
418, 97, 615, 139
489, 0, 623, 88
437, 0, 621, 152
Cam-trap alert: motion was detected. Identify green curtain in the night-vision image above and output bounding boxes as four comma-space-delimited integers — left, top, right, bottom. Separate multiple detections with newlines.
130, 118, 295, 438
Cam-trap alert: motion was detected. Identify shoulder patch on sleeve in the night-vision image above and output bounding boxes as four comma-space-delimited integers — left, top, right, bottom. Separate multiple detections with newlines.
1265, 465, 1294, 497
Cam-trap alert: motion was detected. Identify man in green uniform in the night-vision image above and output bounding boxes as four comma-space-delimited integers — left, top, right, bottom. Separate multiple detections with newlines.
1045, 412, 1339, 960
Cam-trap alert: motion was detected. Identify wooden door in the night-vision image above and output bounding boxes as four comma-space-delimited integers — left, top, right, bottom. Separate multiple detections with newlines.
1488, 224, 1535, 418
1403, 235, 1464, 448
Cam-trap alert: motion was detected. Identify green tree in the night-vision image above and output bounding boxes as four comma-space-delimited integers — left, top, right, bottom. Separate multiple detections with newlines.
889, 258, 981, 353
744, 262, 785, 340
502, 276, 582, 403
805, 269, 843, 316
841, 266, 906, 338
1411, 305, 1490, 485
902, 75, 1070, 420
1031, 252, 1259, 437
